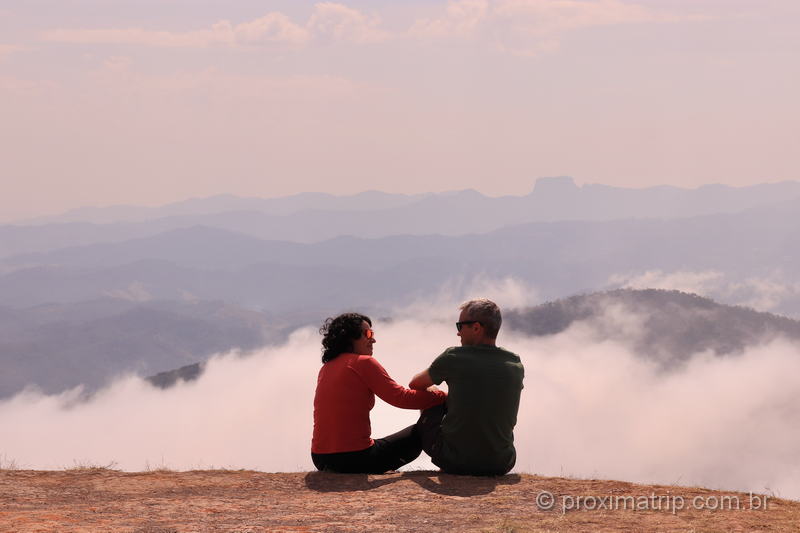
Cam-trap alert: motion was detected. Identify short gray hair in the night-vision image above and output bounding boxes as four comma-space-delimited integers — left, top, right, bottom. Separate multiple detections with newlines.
459, 298, 502, 339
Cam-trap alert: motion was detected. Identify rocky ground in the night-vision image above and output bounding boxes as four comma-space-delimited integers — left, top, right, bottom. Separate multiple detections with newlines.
1, 469, 797, 532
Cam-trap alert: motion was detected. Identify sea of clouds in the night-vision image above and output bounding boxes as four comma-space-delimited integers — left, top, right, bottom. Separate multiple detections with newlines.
1, 277, 799, 500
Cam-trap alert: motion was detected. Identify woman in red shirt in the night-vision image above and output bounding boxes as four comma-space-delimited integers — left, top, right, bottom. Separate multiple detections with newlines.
311, 313, 446, 473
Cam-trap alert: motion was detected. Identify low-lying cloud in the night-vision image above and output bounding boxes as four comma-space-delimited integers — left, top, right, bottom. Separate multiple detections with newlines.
609, 269, 800, 315
2, 298, 799, 500
395, 275, 541, 322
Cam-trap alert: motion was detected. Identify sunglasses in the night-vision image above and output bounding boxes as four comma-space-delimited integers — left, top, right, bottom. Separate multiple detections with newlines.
456, 320, 480, 331
363, 328, 374, 339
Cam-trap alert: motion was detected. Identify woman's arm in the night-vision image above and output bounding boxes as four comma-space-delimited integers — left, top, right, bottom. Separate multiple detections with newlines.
354, 357, 445, 409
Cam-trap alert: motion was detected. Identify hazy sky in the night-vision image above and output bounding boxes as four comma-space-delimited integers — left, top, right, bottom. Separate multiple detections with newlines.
2, 1, 799, 220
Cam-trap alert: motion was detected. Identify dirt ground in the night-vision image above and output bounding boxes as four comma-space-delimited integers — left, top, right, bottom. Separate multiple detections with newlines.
0, 469, 797, 532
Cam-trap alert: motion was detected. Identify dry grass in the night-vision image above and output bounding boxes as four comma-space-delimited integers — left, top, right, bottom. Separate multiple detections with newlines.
0, 454, 18, 470
63, 460, 121, 474
0, 470, 797, 532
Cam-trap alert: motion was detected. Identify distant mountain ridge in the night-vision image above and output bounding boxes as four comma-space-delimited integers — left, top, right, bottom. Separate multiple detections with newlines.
137, 289, 800, 392
146, 289, 800, 390
0, 299, 293, 399
20, 190, 432, 225
505, 289, 800, 364
3, 197, 800, 315
3, 178, 799, 258
22, 177, 800, 226
4, 289, 798, 398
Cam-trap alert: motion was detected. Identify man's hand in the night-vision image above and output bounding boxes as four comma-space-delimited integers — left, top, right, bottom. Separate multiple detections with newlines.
409, 369, 434, 390
426, 385, 441, 393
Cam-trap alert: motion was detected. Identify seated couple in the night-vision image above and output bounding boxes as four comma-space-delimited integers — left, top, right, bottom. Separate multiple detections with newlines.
311, 299, 525, 476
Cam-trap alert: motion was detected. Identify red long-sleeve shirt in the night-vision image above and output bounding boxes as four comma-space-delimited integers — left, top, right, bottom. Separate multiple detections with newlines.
311, 353, 446, 454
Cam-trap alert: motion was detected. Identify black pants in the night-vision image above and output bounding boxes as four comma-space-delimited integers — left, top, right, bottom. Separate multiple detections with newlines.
417, 404, 447, 467
312, 424, 423, 474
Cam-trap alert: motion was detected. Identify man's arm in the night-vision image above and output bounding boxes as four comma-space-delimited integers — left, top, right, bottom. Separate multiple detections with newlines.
409, 369, 434, 390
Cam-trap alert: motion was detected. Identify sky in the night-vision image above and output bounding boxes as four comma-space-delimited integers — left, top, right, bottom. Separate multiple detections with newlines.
1, 0, 799, 220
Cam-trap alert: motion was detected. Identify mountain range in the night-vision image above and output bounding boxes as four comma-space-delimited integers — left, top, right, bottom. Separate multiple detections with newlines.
505, 289, 800, 364
3, 289, 799, 398
5, 179, 800, 399
2, 196, 799, 315
0, 299, 292, 399
4, 177, 800, 258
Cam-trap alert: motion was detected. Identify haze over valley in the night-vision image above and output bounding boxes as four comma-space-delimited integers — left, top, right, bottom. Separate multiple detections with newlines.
1, 178, 800, 500
4, 177, 800, 392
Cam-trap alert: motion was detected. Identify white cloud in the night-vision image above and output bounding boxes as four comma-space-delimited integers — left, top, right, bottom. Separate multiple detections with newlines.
608, 270, 725, 296
105, 281, 152, 302
411, 0, 688, 55
410, 0, 490, 38
41, 3, 388, 50
229, 13, 311, 46
725, 276, 800, 313
507, 327, 800, 498
38, 1, 682, 53
494, 0, 668, 31
608, 270, 800, 314
2, 308, 800, 499
43, 27, 226, 48
393, 275, 540, 322
308, 2, 390, 44
42, 14, 309, 49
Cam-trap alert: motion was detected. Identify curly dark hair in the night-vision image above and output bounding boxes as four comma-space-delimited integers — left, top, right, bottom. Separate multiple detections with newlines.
319, 313, 372, 363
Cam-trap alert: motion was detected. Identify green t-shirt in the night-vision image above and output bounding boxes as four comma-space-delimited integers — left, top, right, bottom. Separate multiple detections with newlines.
428, 344, 524, 475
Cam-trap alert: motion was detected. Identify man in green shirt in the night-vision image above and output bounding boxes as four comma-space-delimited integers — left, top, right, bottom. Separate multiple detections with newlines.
410, 298, 524, 475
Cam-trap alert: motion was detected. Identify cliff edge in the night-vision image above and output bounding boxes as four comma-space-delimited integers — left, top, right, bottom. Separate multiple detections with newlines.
1, 470, 797, 532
